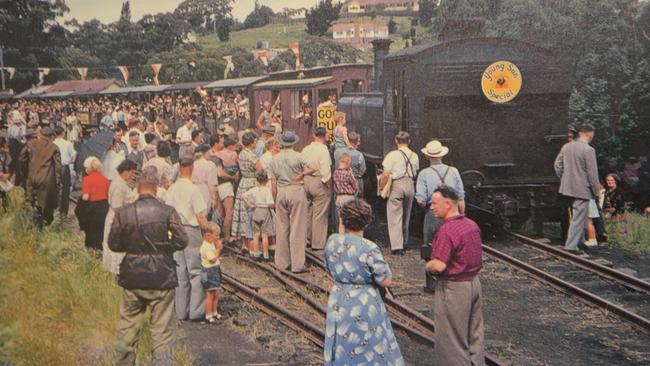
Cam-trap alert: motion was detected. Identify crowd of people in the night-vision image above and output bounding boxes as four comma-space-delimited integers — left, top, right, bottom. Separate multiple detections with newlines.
0, 94, 646, 365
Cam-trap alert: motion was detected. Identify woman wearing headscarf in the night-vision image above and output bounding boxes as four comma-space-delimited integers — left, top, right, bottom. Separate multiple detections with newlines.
323, 199, 403, 366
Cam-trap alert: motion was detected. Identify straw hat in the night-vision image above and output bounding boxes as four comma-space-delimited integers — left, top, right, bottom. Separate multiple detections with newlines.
421, 140, 449, 158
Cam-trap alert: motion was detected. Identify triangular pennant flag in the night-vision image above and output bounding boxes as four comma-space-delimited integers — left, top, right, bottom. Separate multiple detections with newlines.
37, 68, 50, 86
151, 64, 162, 85
258, 50, 268, 67
290, 42, 301, 70
4, 67, 16, 80
222, 56, 235, 79
77, 67, 88, 80
117, 66, 129, 84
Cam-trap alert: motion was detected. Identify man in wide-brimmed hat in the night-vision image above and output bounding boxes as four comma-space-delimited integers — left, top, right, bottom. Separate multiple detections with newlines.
416, 139, 465, 292
267, 131, 315, 273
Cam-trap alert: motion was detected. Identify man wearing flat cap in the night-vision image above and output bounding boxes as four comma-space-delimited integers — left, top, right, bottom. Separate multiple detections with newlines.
19, 126, 62, 227
416, 140, 465, 292
268, 131, 315, 273
109, 166, 189, 366
554, 123, 601, 253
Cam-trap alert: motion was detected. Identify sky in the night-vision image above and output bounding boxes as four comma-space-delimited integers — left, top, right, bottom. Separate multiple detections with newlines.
60, 0, 322, 23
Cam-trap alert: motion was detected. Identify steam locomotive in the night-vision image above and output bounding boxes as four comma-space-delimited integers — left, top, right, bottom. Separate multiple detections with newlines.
339, 37, 573, 232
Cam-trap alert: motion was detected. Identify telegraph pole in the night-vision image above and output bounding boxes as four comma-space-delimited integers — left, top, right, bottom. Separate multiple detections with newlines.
0, 44, 5, 91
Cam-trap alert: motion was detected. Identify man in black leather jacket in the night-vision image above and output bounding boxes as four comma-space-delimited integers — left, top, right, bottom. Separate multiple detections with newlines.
109, 166, 188, 366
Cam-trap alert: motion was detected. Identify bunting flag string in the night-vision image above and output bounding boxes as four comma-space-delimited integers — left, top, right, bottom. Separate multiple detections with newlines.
290, 42, 301, 70
37, 68, 50, 86
151, 64, 162, 85
222, 56, 234, 79
117, 66, 129, 84
257, 50, 268, 67
77, 67, 88, 80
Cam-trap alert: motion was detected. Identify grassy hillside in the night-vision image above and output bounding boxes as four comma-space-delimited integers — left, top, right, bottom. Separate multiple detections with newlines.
199, 16, 428, 57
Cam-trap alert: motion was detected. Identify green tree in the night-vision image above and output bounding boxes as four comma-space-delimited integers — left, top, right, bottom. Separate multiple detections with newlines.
387, 18, 397, 34
419, 0, 437, 27
216, 17, 233, 41
0, 0, 70, 91
174, 0, 234, 34
305, 0, 342, 36
268, 37, 361, 72
120, 1, 131, 22
243, 1, 275, 29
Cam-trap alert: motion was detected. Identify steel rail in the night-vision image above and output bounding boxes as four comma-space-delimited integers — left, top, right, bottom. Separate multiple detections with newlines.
221, 271, 325, 348
304, 249, 506, 366
230, 250, 437, 345
482, 244, 650, 332
509, 232, 650, 294
304, 248, 436, 333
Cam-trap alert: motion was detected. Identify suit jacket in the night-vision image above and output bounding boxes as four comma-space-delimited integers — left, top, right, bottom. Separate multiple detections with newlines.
554, 140, 600, 200
19, 137, 62, 208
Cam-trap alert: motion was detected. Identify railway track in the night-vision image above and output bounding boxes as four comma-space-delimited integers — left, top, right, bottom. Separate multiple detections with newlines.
303, 248, 506, 366
484, 232, 650, 332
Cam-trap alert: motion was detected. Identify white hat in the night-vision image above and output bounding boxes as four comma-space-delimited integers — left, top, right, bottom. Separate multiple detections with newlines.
421, 140, 449, 158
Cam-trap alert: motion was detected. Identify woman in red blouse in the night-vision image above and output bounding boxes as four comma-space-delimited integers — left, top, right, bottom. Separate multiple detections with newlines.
79, 156, 110, 250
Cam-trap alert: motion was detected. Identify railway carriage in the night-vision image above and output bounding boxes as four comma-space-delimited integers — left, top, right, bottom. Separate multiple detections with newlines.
340, 37, 574, 232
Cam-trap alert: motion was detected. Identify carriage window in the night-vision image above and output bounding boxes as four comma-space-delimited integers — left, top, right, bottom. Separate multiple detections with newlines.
290, 90, 310, 118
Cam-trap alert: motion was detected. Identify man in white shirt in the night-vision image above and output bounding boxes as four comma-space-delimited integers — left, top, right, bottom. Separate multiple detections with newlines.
123, 119, 146, 151
191, 144, 220, 221
175, 116, 195, 158
166, 155, 208, 321
379, 131, 419, 255
53, 126, 76, 218
301, 127, 332, 250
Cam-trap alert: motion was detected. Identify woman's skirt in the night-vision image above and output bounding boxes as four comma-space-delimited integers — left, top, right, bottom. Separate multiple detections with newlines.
84, 200, 109, 251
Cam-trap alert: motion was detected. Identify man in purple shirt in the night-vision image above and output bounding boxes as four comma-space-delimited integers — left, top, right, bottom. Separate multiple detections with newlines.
425, 186, 485, 366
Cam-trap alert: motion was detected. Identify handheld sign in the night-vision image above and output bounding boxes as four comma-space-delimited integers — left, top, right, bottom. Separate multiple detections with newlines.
481, 61, 522, 103
317, 106, 337, 144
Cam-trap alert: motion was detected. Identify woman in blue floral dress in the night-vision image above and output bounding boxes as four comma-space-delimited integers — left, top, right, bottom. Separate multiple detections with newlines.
324, 199, 404, 366
232, 132, 260, 252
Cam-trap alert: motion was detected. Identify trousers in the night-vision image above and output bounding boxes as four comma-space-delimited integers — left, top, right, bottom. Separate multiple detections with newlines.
564, 198, 589, 251
275, 185, 308, 272
174, 226, 205, 320
386, 177, 414, 250
60, 165, 71, 216
433, 277, 485, 366
304, 176, 331, 250
114, 289, 176, 366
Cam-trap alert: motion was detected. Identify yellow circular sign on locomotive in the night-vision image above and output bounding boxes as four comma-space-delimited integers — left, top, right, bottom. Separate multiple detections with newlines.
481, 61, 522, 103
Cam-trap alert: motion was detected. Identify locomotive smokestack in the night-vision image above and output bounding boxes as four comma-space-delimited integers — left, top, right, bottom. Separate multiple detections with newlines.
371, 39, 392, 91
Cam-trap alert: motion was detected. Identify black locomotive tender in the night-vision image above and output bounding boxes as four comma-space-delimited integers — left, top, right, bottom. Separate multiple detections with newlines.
339, 37, 573, 232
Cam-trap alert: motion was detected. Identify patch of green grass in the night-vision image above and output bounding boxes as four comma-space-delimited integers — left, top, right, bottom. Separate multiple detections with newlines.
0, 190, 192, 365
606, 213, 650, 255
199, 22, 309, 53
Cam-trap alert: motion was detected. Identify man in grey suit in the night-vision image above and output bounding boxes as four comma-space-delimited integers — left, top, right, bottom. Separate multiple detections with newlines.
554, 123, 601, 253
